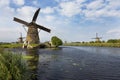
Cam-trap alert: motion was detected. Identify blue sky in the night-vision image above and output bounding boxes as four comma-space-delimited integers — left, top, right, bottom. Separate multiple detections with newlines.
0, 0, 120, 42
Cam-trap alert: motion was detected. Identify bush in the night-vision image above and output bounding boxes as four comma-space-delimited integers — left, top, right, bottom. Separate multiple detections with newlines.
51, 36, 63, 47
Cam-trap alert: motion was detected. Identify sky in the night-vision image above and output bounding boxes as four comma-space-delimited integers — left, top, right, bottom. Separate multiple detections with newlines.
0, 0, 120, 42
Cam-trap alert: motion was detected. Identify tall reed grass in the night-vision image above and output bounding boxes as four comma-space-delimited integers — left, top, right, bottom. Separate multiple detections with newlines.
0, 50, 29, 80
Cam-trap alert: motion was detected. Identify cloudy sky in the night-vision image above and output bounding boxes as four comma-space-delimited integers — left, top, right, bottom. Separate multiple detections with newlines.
0, 0, 120, 42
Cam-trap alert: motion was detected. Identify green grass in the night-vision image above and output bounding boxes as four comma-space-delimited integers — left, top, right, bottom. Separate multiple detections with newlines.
30, 44, 39, 47
0, 43, 51, 49
0, 43, 23, 48
0, 50, 30, 80
64, 42, 120, 48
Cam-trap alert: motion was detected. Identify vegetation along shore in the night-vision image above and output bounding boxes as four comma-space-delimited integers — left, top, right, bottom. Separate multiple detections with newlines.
64, 39, 120, 48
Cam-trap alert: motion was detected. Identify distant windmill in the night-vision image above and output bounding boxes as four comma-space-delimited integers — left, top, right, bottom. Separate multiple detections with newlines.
92, 33, 102, 42
13, 8, 51, 44
18, 32, 25, 43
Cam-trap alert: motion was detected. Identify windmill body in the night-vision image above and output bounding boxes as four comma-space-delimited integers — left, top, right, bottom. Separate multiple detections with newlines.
14, 8, 51, 44
18, 37, 24, 43
92, 33, 102, 42
18, 33, 25, 43
95, 37, 101, 42
26, 25, 39, 43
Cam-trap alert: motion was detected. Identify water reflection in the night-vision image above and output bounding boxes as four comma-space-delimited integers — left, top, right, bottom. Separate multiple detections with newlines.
25, 48, 61, 80
26, 49, 39, 80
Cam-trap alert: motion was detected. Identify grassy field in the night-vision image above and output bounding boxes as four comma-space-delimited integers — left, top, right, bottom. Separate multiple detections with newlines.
64, 42, 120, 48
0, 43, 40, 48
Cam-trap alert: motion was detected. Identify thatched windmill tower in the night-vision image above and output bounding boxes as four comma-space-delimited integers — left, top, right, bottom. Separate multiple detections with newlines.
92, 33, 102, 42
13, 8, 51, 45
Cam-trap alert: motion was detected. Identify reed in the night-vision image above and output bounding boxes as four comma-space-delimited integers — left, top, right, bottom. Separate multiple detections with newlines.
0, 50, 29, 80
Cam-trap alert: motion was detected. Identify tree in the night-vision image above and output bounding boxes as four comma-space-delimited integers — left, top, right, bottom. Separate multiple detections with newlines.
51, 36, 63, 47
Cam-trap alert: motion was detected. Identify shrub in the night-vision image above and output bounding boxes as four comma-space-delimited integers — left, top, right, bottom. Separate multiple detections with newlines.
51, 36, 63, 47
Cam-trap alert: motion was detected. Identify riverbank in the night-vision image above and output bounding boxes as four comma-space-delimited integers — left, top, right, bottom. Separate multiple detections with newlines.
1, 42, 120, 48
0, 43, 23, 48
0, 42, 53, 49
64, 42, 120, 48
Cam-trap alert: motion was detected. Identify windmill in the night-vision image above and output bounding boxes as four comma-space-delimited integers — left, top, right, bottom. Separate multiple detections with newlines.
13, 8, 51, 45
92, 33, 102, 42
18, 32, 25, 43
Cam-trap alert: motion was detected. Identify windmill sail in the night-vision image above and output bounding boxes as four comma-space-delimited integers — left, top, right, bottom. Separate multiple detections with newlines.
32, 8, 40, 22
35, 23, 51, 33
14, 17, 29, 26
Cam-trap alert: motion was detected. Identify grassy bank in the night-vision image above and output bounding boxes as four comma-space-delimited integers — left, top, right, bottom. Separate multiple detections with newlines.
0, 43, 23, 48
64, 42, 120, 48
0, 43, 50, 49
0, 49, 29, 80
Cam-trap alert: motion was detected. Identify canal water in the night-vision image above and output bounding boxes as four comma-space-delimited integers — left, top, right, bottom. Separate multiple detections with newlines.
11, 46, 120, 80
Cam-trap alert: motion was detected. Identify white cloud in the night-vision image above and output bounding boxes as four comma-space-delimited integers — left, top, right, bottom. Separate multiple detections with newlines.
33, 0, 38, 6
55, 0, 70, 2
12, 0, 25, 6
82, 0, 120, 19
83, 9, 120, 19
86, 0, 105, 10
106, 0, 120, 9
41, 7, 55, 14
54, 0, 120, 18
0, 0, 10, 7
55, 0, 85, 3
58, 1, 82, 17
45, 15, 56, 22
0, 4, 15, 27
76, 0, 85, 3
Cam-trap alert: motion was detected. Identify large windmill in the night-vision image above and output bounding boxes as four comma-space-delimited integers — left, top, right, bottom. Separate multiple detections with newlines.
92, 33, 102, 42
13, 8, 51, 44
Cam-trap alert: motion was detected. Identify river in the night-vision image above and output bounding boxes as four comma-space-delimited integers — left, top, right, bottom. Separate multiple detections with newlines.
11, 46, 120, 80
